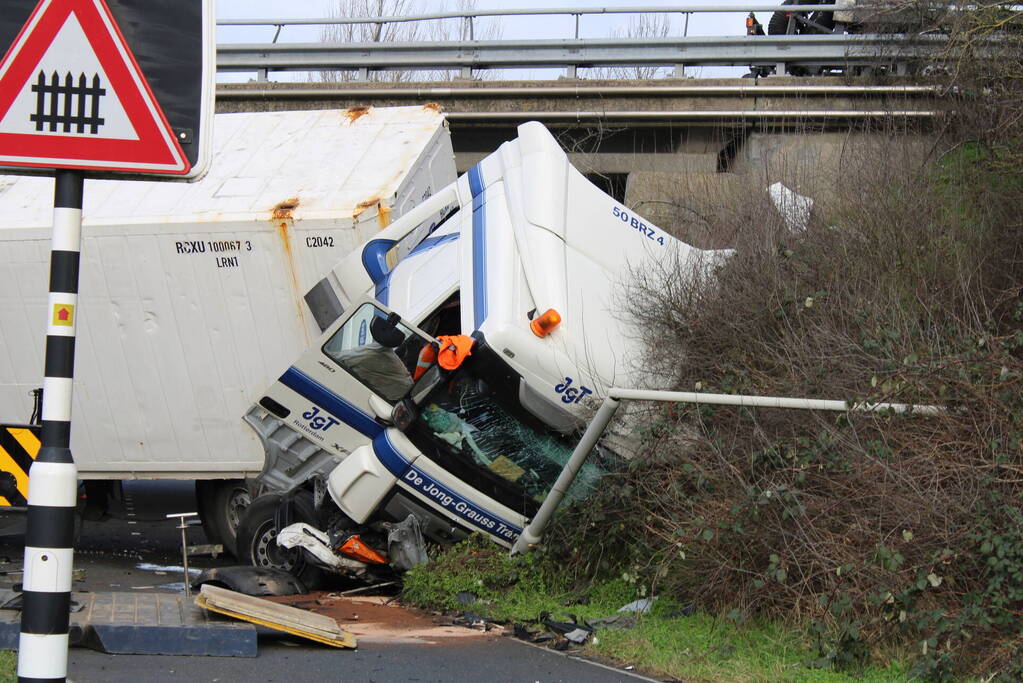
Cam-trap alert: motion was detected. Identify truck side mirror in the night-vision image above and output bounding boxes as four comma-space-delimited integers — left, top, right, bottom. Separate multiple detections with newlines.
370, 312, 404, 348
390, 398, 417, 432
389, 364, 443, 433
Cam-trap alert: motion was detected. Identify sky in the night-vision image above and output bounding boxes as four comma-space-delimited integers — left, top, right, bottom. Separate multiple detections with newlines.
215, 0, 751, 81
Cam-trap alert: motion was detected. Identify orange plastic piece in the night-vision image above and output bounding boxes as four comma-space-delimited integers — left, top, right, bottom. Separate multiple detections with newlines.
435, 334, 474, 370
530, 309, 562, 338
337, 535, 388, 565
413, 343, 438, 380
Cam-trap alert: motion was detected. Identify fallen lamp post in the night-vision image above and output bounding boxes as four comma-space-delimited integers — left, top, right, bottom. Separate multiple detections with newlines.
510, 387, 944, 556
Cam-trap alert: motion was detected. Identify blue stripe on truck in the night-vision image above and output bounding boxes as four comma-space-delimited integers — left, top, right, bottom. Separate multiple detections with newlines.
373, 431, 522, 542
468, 164, 488, 330
278, 366, 383, 438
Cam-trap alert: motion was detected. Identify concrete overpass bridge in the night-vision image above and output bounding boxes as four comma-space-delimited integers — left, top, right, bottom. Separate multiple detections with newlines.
216, 77, 942, 246
214, 6, 953, 243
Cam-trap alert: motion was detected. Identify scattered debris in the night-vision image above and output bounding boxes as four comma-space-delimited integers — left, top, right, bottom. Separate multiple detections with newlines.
192, 566, 308, 597
136, 562, 202, 575
338, 581, 398, 597
618, 597, 657, 614
539, 612, 596, 646
196, 584, 357, 649
271, 591, 496, 642
277, 522, 369, 575
0, 590, 19, 610
186, 543, 224, 558
768, 182, 813, 233
455, 591, 477, 606
386, 514, 430, 571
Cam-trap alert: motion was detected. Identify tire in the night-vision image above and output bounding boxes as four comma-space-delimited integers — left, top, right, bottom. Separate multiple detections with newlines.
768, 0, 797, 35
768, 0, 834, 35
196, 479, 251, 558
236, 492, 325, 589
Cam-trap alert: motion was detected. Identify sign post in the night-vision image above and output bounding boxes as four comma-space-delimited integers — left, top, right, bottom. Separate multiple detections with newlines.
0, 1, 212, 680
20, 168, 83, 683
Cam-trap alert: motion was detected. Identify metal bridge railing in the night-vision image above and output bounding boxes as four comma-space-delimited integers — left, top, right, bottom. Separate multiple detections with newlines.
218, 5, 851, 41
216, 4, 945, 81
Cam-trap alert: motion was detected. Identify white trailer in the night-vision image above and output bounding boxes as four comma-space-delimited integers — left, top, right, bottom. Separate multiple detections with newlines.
0, 105, 456, 553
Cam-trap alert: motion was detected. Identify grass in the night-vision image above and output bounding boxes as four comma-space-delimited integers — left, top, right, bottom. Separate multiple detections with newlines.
0, 650, 15, 682
401, 536, 910, 682
588, 612, 907, 682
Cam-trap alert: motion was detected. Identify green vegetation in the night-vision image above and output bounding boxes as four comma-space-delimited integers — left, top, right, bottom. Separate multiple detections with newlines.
0, 650, 15, 683
549, 134, 1023, 678
407, 22, 1023, 674
409, 7, 1023, 678
403, 537, 911, 681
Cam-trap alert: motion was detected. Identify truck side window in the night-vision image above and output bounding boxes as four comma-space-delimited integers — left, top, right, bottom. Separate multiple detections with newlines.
322, 304, 428, 402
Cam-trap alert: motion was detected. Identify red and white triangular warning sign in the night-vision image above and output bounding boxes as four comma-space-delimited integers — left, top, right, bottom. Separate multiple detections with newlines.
0, 0, 189, 174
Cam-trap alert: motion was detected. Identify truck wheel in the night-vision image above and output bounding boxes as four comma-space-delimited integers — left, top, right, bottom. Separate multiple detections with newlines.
767, 0, 798, 34
236, 493, 325, 589
768, 0, 834, 35
196, 479, 251, 559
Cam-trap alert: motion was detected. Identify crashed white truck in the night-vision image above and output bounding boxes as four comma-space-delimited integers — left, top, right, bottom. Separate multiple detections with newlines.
239, 121, 730, 583
0, 106, 456, 553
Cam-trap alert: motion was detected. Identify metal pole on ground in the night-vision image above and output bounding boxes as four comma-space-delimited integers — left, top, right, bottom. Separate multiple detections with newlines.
167, 512, 199, 598
510, 396, 622, 556
510, 388, 945, 556
18, 169, 84, 683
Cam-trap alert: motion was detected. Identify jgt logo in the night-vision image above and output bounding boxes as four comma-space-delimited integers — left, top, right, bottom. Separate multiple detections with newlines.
302, 406, 340, 431
555, 377, 593, 405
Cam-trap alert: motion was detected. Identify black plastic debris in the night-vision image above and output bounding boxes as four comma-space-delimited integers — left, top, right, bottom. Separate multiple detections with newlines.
192, 566, 307, 597
666, 605, 696, 618
541, 612, 595, 645
455, 591, 477, 606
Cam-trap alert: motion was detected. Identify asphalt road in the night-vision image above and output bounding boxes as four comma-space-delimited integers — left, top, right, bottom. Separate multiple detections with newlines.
0, 481, 661, 683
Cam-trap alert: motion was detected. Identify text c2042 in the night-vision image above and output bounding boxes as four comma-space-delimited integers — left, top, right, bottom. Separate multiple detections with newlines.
612, 206, 665, 246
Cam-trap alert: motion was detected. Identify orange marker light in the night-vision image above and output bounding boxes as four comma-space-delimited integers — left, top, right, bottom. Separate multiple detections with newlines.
530, 309, 562, 338
338, 535, 389, 564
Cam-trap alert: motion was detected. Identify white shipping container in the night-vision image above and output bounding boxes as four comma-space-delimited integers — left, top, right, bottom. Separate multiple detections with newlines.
0, 106, 456, 478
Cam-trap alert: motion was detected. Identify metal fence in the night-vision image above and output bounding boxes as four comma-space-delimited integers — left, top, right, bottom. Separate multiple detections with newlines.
216, 4, 945, 81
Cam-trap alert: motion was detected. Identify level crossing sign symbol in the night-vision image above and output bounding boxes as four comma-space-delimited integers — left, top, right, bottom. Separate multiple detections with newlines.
0, 0, 189, 174
31, 70, 106, 134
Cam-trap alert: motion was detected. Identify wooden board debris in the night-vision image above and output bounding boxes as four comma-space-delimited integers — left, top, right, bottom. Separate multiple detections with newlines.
195, 584, 357, 649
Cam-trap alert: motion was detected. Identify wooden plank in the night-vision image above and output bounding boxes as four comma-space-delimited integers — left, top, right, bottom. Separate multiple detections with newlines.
195, 584, 356, 649
198, 585, 340, 635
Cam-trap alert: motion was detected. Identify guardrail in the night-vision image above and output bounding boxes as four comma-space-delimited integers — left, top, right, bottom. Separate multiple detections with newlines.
217, 34, 945, 80
216, 4, 946, 81
218, 5, 852, 41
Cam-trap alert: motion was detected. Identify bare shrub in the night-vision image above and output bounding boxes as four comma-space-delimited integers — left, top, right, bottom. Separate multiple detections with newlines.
319, 0, 502, 83
551, 114, 1023, 676
584, 13, 678, 80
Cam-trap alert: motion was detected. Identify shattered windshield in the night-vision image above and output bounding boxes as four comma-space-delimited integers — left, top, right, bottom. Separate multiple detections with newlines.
407, 363, 608, 514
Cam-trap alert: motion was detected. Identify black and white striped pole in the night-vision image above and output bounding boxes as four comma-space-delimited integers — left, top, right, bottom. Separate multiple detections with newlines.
17, 169, 83, 683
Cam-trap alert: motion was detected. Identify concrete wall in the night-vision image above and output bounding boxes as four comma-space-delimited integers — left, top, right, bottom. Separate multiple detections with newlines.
624, 127, 938, 247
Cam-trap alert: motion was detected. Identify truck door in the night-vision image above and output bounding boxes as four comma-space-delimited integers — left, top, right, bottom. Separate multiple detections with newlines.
259, 298, 435, 458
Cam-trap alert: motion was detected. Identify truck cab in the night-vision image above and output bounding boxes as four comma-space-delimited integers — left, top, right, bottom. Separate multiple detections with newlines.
242, 122, 730, 580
